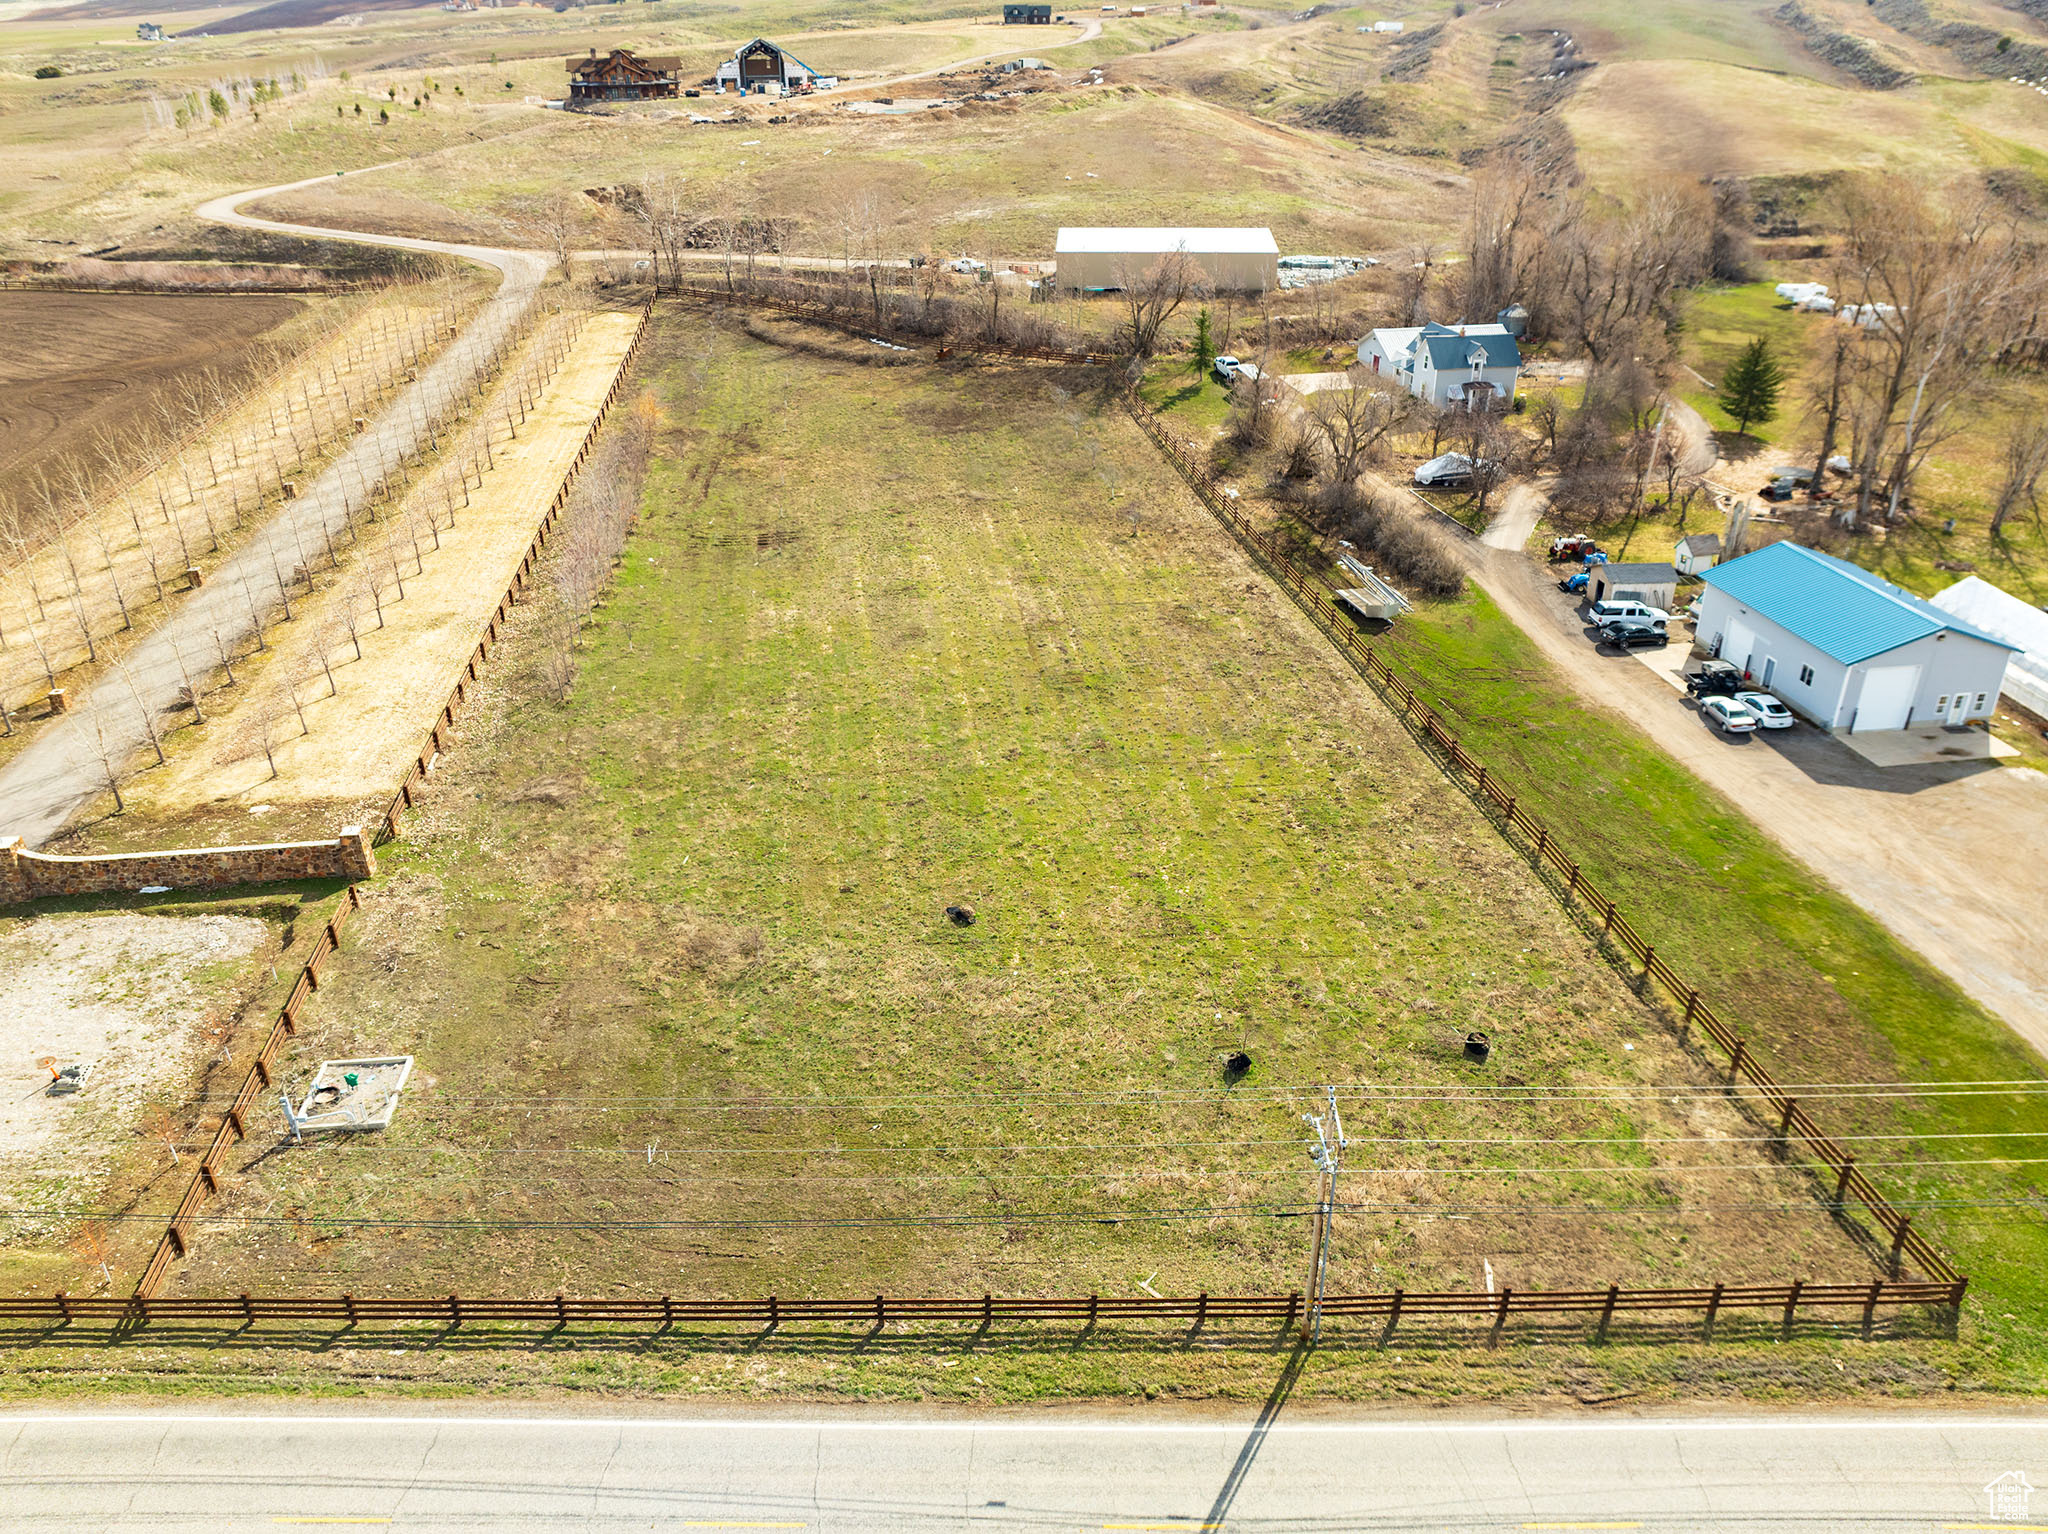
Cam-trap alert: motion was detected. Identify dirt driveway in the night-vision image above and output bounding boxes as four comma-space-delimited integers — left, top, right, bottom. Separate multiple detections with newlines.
1469, 538, 2048, 1061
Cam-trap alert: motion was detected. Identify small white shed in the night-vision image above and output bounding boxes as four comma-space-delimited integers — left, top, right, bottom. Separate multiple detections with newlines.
1673, 531, 1722, 576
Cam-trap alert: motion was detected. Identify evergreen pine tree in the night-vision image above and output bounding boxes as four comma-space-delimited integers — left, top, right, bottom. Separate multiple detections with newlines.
1720, 337, 1785, 439
1192, 307, 1216, 384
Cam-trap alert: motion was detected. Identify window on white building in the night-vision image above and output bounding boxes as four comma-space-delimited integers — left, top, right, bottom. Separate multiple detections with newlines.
1798, 664, 1814, 686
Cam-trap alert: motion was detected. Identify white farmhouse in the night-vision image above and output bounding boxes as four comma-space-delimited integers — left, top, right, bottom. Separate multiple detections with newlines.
1696, 542, 2017, 733
1357, 321, 1522, 409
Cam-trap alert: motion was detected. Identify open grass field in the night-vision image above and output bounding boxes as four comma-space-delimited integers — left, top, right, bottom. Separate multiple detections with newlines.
133, 309, 1897, 1317
1373, 588, 2048, 1383
0, 291, 306, 482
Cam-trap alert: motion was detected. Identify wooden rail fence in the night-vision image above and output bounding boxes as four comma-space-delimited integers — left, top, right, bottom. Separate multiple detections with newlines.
1118, 390, 1965, 1298
125, 303, 654, 1300
84, 305, 1966, 1334
374, 300, 652, 845
132, 883, 362, 1301
6, 1279, 1961, 1342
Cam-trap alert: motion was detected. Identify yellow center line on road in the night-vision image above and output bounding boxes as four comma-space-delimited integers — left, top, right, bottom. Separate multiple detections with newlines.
271, 1521, 393, 1527
1522, 1525, 1643, 1531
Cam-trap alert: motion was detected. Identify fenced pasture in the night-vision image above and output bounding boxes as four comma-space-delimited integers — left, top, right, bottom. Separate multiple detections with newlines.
141, 309, 1891, 1312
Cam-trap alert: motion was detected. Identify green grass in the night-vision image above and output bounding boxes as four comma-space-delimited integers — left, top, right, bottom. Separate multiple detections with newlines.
1377, 588, 2048, 1382
1137, 358, 1232, 432
1678, 281, 1821, 445
165, 312, 1881, 1320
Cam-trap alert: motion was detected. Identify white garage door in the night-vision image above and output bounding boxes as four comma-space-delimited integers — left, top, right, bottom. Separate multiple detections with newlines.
1854, 664, 1920, 732
1723, 619, 1758, 675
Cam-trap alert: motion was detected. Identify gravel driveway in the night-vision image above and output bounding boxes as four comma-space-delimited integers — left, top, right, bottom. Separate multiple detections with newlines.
1470, 538, 2048, 1061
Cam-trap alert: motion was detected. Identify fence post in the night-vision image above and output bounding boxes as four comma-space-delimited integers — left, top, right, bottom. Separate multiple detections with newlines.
1595, 1283, 1619, 1344
1382, 1288, 1404, 1348
1778, 1096, 1798, 1138
1703, 1281, 1723, 1343
1862, 1280, 1882, 1340
1729, 1039, 1748, 1083
1781, 1279, 1803, 1340
1833, 1156, 1856, 1207
1889, 1216, 1913, 1277
1487, 1288, 1512, 1349
448, 1293, 462, 1328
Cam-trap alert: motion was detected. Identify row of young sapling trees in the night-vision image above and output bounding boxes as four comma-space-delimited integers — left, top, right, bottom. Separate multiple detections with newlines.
68, 301, 588, 811
0, 281, 476, 735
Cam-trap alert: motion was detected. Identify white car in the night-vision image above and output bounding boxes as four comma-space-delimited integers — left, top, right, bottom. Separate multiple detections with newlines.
1701, 696, 1760, 735
1588, 599, 1670, 628
1734, 691, 1794, 729
1212, 354, 1241, 382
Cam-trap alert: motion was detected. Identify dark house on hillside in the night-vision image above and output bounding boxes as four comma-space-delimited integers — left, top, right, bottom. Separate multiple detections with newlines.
711, 36, 831, 94
566, 48, 680, 102
1005, 3, 1054, 21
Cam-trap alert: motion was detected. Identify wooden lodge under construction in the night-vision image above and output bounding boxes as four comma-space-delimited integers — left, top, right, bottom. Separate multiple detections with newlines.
566, 48, 680, 102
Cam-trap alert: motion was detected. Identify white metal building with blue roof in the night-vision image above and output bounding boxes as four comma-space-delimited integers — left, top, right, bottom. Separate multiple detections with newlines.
1695, 541, 2017, 733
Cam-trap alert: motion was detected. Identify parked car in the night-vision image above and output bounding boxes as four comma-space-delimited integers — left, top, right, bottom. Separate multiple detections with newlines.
1588, 599, 1669, 630
1212, 354, 1241, 383
1415, 451, 1489, 488
1685, 659, 1744, 700
1734, 690, 1795, 729
1701, 696, 1760, 735
1599, 623, 1669, 650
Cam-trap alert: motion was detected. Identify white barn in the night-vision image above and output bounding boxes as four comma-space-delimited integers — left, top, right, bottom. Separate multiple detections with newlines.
1696, 542, 2017, 733
1053, 227, 1278, 293
1931, 575, 2048, 719
1357, 321, 1522, 409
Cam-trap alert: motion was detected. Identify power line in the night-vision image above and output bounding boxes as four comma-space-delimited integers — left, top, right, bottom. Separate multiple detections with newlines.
162, 1078, 2048, 1110
7, 1194, 2042, 1232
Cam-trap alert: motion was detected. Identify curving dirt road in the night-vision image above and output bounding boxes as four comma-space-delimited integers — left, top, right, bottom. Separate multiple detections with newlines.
0, 170, 547, 849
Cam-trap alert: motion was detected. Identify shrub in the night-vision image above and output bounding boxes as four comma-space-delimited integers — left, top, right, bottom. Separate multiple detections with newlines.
1341, 486, 1466, 598
33, 64, 61, 79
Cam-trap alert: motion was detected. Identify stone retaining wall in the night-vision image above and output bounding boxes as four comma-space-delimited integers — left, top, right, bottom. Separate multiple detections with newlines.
0, 828, 374, 904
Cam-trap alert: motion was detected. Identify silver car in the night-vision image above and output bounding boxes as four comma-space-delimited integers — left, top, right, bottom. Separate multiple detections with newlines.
1702, 696, 1760, 735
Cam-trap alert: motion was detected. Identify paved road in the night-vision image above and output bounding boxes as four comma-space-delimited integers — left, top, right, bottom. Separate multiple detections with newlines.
0, 1409, 2042, 1530
0, 170, 547, 848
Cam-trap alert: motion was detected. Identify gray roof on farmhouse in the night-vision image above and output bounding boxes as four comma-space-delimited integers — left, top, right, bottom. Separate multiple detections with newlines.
1417, 328, 1522, 369
1598, 562, 1678, 586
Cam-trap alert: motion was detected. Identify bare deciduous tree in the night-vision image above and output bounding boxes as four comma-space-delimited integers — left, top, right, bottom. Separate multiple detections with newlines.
1112, 248, 1213, 359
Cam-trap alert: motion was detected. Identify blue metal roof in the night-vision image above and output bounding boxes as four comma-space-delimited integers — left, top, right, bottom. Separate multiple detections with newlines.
1698, 542, 2017, 665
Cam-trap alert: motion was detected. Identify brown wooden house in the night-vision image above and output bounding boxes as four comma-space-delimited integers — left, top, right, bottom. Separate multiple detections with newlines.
566, 48, 680, 102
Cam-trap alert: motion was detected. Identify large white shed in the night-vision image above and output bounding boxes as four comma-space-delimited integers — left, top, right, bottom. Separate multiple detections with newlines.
1053, 227, 1279, 293
1932, 575, 2048, 719
1695, 543, 2017, 733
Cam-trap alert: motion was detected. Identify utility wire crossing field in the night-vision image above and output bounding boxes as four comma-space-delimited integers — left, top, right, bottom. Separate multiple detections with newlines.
150, 312, 1893, 1307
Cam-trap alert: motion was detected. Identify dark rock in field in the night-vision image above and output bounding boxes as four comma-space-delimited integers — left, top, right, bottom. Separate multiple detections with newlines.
945, 904, 976, 927
1224, 1051, 1252, 1080
1463, 1031, 1491, 1063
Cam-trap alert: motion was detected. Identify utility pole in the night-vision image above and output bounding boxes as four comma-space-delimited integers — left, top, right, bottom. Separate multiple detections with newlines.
1300, 1085, 1347, 1344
